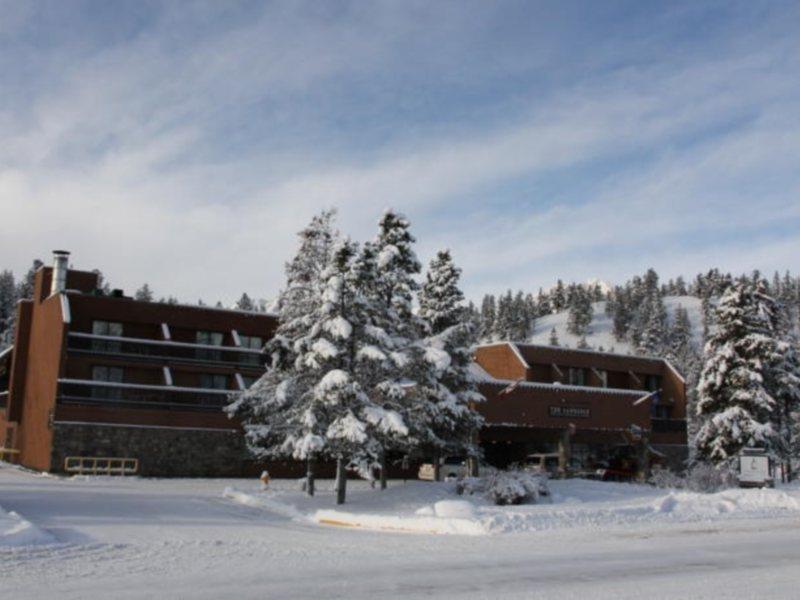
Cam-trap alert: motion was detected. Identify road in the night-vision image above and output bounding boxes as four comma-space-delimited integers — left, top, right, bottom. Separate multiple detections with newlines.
1, 466, 799, 599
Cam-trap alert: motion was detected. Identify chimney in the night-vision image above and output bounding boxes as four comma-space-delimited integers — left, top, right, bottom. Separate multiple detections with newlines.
50, 250, 70, 296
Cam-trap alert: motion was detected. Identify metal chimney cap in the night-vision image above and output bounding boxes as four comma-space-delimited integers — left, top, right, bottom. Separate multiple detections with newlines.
52, 250, 71, 256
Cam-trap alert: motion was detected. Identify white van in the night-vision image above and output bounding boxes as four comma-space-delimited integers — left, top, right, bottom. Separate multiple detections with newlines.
418, 456, 496, 481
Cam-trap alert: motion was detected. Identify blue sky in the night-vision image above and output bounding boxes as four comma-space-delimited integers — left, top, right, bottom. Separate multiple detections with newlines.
1, 1, 798, 303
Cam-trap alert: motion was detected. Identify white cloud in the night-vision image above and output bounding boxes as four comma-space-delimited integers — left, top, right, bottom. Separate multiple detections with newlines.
0, 3, 798, 303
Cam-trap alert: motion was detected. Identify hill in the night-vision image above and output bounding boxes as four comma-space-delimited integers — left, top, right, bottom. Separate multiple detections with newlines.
527, 295, 703, 355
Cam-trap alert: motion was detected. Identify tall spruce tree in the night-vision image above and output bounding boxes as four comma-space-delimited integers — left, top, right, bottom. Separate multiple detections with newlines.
134, 284, 154, 302
418, 250, 484, 472
0, 270, 17, 350
695, 281, 780, 466
228, 210, 339, 496
479, 294, 496, 341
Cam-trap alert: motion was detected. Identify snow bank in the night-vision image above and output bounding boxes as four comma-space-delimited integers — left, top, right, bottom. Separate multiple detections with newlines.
0, 504, 55, 547
314, 506, 486, 536
224, 478, 800, 537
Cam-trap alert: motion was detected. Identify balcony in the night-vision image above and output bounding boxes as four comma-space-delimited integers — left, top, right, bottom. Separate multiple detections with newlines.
57, 379, 235, 413
67, 332, 265, 369
651, 418, 687, 433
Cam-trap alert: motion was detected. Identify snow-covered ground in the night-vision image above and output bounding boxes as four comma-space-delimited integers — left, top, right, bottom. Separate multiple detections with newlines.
2, 463, 800, 599
224, 477, 800, 536
528, 296, 703, 354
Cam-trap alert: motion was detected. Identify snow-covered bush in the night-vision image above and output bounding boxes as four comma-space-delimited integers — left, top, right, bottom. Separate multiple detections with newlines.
649, 463, 736, 493
484, 470, 549, 506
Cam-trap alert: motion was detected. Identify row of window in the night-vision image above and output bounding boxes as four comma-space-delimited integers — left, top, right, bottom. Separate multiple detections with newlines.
92, 320, 264, 350
561, 367, 661, 392
91, 365, 258, 390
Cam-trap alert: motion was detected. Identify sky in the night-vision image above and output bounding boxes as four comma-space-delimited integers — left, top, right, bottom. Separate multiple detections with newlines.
1, 0, 799, 305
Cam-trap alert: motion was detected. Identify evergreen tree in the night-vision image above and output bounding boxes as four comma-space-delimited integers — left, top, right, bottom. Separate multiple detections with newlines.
549, 327, 559, 346
228, 210, 339, 496
134, 284, 154, 302
235, 293, 255, 311
16, 259, 43, 301
368, 210, 426, 476
695, 281, 780, 466
479, 295, 496, 341
418, 250, 464, 333
567, 286, 593, 336
417, 250, 484, 470
536, 288, 551, 316
551, 280, 567, 312
0, 270, 17, 350
493, 290, 514, 340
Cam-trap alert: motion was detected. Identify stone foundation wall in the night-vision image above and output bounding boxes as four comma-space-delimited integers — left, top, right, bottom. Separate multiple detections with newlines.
50, 422, 261, 477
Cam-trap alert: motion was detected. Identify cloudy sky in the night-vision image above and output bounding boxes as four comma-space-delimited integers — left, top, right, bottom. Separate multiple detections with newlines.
1, 1, 798, 304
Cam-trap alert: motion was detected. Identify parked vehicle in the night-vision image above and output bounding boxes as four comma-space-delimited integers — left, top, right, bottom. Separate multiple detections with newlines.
522, 453, 560, 475
418, 456, 496, 481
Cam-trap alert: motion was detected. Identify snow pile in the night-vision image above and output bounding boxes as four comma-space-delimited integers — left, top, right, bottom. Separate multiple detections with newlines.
0, 504, 54, 547
225, 478, 800, 537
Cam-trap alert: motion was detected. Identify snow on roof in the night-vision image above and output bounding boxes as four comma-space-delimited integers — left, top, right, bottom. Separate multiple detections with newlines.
471, 365, 646, 398
474, 341, 531, 368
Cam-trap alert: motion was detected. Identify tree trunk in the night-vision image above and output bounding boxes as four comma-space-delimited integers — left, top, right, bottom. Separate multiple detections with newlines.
467, 456, 479, 477
306, 458, 315, 497
335, 456, 347, 505
432, 451, 441, 482
380, 451, 388, 490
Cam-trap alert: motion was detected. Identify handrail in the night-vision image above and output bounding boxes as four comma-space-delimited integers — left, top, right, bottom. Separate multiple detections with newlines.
58, 378, 233, 395
68, 331, 263, 354
64, 456, 138, 476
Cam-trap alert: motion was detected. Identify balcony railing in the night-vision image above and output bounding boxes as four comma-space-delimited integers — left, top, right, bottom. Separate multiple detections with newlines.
651, 418, 687, 433
57, 379, 235, 413
67, 332, 265, 368
0, 390, 8, 409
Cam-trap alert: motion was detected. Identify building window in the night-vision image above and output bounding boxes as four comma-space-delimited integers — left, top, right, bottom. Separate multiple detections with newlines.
567, 368, 586, 386
239, 335, 263, 350
595, 369, 608, 388
196, 331, 224, 361
239, 334, 263, 365
200, 373, 228, 390
645, 374, 662, 392
92, 320, 123, 353
91, 365, 124, 400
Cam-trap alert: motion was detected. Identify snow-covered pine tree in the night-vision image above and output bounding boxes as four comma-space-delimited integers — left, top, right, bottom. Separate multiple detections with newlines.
549, 327, 559, 346
296, 239, 408, 504
567, 286, 593, 336
694, 281, 779, 467
227, 210, 338, 496
134, 284, 154, 302
755, 282, 800, 480
493, 290, 514, 340
479, 295, 496, 341
536, 288, 551, 316
235, 293, 255, 311
552, 280, 567, 312
15, 259, 43, 301
0, 270, 17, 350
417, 250, 484, 474
369, 210, 426, 476
511, 291, 528, 340
637, 296, 668, 356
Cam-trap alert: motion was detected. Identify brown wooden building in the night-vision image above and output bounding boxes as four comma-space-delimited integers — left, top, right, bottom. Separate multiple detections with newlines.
0, 251, 277, 476
473, 342, 689, 473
